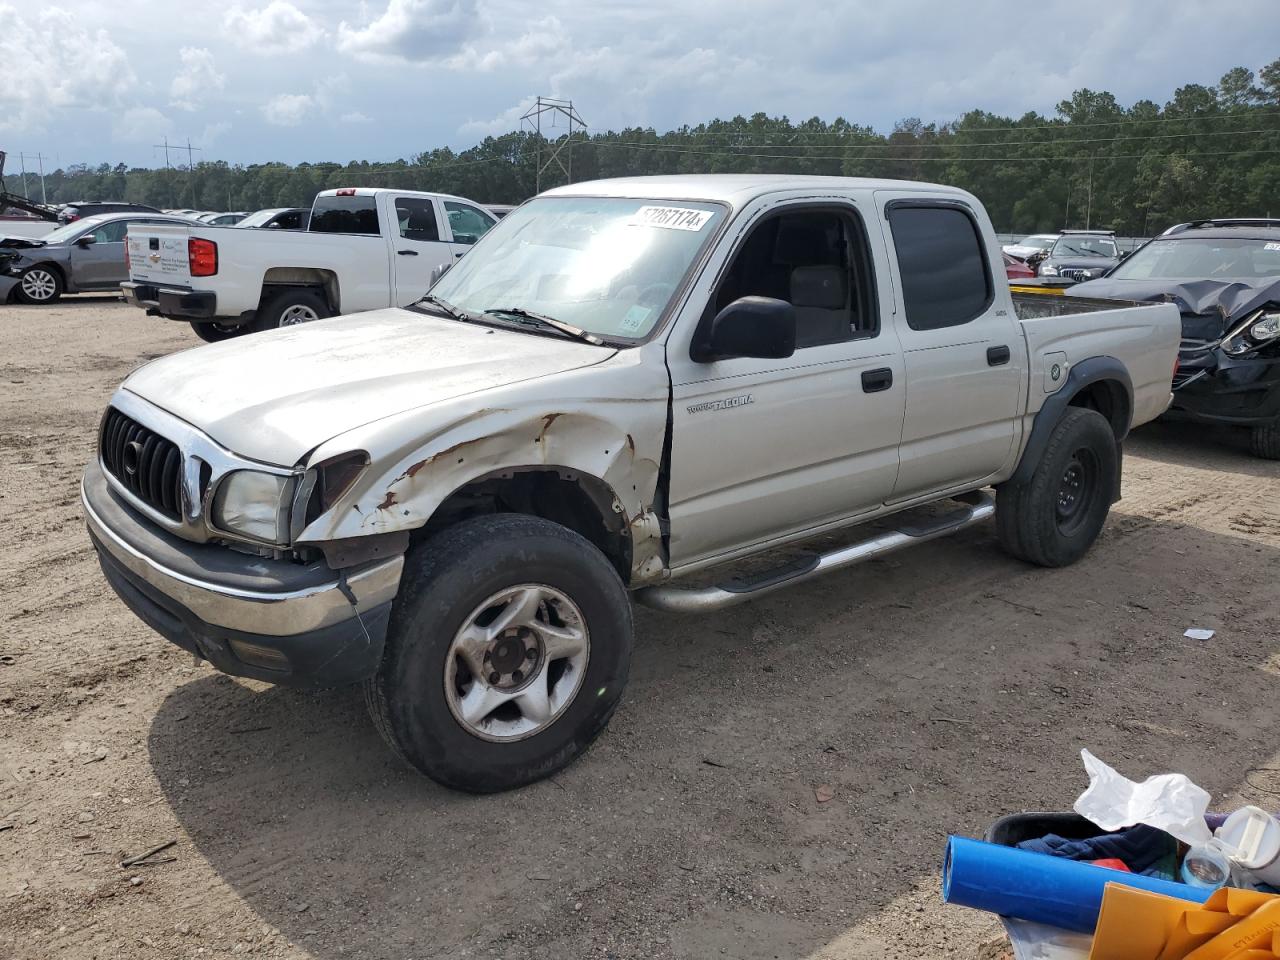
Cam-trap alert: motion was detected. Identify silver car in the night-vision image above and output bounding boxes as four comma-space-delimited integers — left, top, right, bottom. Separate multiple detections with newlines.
0, 212, 194, 305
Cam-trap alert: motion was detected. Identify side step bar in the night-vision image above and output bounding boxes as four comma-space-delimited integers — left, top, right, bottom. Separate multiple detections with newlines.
635, 491, 996, 614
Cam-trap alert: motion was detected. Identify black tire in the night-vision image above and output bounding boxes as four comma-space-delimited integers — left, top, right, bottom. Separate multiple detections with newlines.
189, 320, 245, 342
996, 407, 1117, 568
365, 514, 633, 793
15, 265, 63, 304
249, 288, 330, 333
1250, 422, 1280, 460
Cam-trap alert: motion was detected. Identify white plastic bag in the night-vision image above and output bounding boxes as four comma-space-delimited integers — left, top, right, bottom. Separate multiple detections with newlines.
1073, 749, 1212, 846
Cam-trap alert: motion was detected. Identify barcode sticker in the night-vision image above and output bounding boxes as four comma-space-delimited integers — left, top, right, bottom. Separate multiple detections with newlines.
630, 206, 713, 231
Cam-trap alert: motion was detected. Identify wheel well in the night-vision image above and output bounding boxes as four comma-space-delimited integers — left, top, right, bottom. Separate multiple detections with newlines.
415, 468, 633, 581
25, 261, 67, 284
1067, 379, 1130, 440
260, 267, 339, 313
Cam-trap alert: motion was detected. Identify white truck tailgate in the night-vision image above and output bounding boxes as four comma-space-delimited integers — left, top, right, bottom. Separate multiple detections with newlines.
127, 224, 192, 286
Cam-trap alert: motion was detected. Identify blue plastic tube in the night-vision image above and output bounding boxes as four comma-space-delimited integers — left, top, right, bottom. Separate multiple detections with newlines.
943, 836, 1214, 933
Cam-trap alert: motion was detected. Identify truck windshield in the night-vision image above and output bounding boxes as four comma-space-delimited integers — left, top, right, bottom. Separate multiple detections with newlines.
1108, 237, 1280, 281
310, 195, 379, 235
427, 196, 726, 340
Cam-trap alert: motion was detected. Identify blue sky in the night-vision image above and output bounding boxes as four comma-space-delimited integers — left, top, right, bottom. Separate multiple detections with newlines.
3, 0, 1277, 170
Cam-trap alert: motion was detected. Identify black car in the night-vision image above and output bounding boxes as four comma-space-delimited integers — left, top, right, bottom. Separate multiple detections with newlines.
59, 201, 162, 224
1068, 219, 1280, 458
1035, 230, 1122, 283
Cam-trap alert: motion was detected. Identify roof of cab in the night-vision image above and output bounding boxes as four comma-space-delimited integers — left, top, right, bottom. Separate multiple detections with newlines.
539, 174, 972, 206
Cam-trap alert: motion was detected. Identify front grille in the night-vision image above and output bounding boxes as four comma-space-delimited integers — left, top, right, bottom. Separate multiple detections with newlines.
1059, 268, 1089, 282
100, 407, 183, 520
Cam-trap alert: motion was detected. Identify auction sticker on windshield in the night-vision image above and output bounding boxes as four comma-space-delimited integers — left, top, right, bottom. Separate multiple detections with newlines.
631, 206, 714, 231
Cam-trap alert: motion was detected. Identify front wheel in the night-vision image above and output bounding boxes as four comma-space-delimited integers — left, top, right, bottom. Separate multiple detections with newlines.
16, 266, 63, 304
1250, 422, 1280, 460
996, 407, 1117, 567
364, 514, 633, 793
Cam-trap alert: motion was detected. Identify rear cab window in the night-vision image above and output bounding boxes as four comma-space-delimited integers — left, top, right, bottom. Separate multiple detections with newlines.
887, 204, 992, 330
310, 194, 380, 235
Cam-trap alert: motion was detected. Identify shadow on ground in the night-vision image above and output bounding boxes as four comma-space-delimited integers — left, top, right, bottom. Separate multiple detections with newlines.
146, 441, 1280, 960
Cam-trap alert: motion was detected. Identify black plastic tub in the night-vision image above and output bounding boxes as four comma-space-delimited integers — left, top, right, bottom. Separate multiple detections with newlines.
984, 811, 1104, 847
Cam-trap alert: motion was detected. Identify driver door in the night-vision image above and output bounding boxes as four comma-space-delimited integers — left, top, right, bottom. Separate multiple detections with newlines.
71, 219, 131, 289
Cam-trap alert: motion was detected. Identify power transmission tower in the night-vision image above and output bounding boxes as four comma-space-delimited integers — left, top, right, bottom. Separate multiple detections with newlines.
20, 152, 50, 203
521, 96, 586, 193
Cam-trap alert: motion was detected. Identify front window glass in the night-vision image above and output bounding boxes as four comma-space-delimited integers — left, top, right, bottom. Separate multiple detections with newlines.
1109, 237, 1280, 281
87, 220, 129, 243
42, 218, 108, 244
429, 196, 726, 340
444, 201, 496, 244
1051, 235, 1118, 258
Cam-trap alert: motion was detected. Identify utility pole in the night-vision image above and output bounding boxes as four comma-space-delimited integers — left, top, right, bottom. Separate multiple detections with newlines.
183, 138, 203, 208
1085, 154, 1095, 231
153, 137, 175, 207
521, 96, 587, 193
20, 152, 50, 203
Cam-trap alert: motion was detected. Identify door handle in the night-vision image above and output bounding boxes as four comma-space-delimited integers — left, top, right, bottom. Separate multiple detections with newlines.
987, 345, 1011, 366
397, 249, 419, 256
861, 368, 893, 393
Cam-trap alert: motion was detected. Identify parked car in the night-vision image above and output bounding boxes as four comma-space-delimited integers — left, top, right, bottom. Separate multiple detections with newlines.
1003, 252, 1036, 280
121, 187, 499, 341
1003, 233, 1058, 262
198, 212, 247, 226
1036, 230, 1122, 282
0, 212, 194, 304
1068, 218, 1280, 458
236, 207, 310, 231
85, 174, 1181, 792
59, 201, 162, 224
484, 204, 518, 219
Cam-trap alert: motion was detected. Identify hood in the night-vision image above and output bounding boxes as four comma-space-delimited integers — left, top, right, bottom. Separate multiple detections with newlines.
1067, 277, 1280, 340
0, 236, 46, 249
122, 309, 616, 465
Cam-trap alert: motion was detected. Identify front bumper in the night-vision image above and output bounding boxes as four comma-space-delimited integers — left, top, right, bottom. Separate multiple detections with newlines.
1168, 348, 1280, 427
83, 461, 404, 687
121, 281, 218, 320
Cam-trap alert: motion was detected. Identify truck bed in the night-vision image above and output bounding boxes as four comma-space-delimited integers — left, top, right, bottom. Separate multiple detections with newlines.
1012, 290, 1145, 320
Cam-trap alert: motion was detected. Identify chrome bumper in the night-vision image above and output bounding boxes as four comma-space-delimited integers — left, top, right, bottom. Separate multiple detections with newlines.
82, 463, 403, 637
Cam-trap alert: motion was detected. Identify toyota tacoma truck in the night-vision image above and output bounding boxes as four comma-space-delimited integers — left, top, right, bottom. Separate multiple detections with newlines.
120, 187, 499, 341
84, 175, 1181, 793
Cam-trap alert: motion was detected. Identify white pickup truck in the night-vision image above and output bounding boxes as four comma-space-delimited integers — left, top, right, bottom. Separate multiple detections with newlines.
84, 175, 1180, 793
121, 187, 499, 341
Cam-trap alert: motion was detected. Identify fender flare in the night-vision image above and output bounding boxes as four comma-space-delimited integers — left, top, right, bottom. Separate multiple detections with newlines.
1009, 355, 1133, 491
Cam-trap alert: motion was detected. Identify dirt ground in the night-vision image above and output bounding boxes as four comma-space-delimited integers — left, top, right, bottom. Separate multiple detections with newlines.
3, 295, 1279, 960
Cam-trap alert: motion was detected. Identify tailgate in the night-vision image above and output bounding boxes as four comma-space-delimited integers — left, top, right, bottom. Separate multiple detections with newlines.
127, 223, 193, 286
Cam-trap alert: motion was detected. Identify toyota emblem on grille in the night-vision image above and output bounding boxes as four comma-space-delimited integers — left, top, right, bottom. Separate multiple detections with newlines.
122, 440, 143, 477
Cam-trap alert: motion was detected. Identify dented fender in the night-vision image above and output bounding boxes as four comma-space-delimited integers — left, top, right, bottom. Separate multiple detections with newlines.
295, 348, 672, 584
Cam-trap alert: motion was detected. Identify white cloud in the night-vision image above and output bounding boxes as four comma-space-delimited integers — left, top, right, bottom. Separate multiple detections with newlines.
0, 3, 135, 133
113, 106, 171, 142
261, 93, 315, 126
169, 47, 226, 111
455, 15, 567, 72
226, 1, 325, 53
340, 111, 373, 124
337, 0, 482, 63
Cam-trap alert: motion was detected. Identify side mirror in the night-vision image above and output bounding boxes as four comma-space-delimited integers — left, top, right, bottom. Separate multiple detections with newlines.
1119, 251, 1130, 260
692, 296, 796, 363
76, 235, 97, 247
452, 233, 478, 245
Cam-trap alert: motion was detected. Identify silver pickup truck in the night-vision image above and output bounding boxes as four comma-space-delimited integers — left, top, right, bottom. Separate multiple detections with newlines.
83, 175, 1181, 792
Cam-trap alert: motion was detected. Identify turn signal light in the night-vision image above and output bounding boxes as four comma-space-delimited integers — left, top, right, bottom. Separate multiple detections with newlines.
188, 237, 218, 277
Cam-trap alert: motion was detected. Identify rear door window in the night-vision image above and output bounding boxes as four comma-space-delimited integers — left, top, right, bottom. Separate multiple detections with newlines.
310, 195, 380, 235
395, 197, 440, 242
888, 205, 992, 330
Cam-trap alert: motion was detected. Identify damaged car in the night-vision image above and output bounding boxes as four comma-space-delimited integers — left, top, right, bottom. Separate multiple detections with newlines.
1069, 218, 1280, 458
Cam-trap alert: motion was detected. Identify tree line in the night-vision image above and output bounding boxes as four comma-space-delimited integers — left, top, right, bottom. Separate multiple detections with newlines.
6, 58, 1280, 236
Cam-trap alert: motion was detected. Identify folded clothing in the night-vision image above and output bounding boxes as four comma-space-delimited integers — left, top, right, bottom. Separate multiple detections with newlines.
1017, 824, 1179, 880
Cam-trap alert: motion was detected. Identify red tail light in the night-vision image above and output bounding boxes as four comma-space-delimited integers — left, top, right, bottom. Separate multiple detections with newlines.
188, 237, 218, 277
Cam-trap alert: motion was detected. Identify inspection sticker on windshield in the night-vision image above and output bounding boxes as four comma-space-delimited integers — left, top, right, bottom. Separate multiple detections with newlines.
631, 206, 713, 231
619, 305, 652, 333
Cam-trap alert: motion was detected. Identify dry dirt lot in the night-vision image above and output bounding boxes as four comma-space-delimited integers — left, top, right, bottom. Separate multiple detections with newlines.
2, 295, 1279, 960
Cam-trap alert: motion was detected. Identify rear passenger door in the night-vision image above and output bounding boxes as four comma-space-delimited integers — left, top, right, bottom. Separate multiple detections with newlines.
389, 196, 455, 305
876, 195, 1027, 502
665, 198, 906, 567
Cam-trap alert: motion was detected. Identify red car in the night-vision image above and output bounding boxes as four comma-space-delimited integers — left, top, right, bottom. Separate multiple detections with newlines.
1003, 252, 1035, 280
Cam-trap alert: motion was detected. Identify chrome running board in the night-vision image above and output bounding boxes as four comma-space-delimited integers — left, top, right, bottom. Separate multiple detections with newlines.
635, 491, 996, 614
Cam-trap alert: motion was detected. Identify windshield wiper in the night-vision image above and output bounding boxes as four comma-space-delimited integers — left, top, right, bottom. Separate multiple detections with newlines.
483, 308, 605, 346
416, 293, 474, 322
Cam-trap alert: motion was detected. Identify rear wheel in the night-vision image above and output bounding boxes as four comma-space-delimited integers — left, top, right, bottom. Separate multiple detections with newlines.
250, 288, 330, 333
16, 266, 63, 304
364, 514, 633, 793
189, 320, 244, 342
996, 407, 1117, 567
1250, 422, 1280, 460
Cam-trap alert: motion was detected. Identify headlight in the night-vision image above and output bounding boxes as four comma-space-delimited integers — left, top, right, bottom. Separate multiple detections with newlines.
1040, 264, 1058, 276
1250, 312, 1280, 343
212, 470, 294, 543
